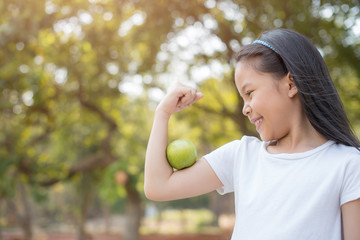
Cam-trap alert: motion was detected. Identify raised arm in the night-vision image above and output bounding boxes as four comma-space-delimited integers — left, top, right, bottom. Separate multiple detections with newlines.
144, 83, 222, 201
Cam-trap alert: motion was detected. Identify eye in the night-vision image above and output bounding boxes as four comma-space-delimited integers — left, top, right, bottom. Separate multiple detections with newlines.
245, 90, 254, 97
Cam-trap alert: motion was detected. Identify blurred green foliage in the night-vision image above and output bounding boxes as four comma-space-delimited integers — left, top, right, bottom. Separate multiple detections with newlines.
0, 0, 359, 237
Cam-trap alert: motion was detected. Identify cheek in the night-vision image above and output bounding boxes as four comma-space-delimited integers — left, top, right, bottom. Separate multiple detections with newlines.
253, 94, 287, 121
251, 95, 269, 113
265, 98, 293, 132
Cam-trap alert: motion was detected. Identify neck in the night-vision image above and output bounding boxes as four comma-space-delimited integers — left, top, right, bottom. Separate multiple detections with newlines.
268, 114, 328, 154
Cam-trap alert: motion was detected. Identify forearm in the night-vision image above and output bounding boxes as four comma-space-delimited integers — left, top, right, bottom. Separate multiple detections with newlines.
144, 109, 173, 200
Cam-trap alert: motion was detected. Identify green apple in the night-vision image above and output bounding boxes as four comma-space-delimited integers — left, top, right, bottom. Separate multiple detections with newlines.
166, 139, 197, 170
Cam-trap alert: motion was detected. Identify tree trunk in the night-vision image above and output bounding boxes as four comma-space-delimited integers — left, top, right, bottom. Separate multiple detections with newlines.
18, 184, 33, 240
103, 205, 111, 234
0, 198, 2, 240
209, 192, 234, 223
6, 184, 33, 240
123, 177, 143, 240
77, 174, 94, 240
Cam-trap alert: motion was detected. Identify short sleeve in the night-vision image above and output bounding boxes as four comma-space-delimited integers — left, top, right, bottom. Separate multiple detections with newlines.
340, 153, 360, 206
203, 140, 241, 195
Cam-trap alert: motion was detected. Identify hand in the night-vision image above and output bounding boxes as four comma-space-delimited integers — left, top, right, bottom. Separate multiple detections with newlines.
156, 82, 204, 117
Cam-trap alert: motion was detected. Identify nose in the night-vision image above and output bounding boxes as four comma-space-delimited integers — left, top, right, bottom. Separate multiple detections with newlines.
242, 102, 251, 116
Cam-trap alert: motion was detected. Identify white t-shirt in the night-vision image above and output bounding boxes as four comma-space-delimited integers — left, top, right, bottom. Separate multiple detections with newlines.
204, 136, 360, 240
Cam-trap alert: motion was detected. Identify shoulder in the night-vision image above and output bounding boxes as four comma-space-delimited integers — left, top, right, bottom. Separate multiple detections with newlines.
221, 135, 263, 160
212, 135, 262, 149
341, 144, 360, 170
325, 143, 360, 174
204, 135, 262, 161
330, 142, 360, 153
334, 144, 360, 205
240, 135, 263, 146
329, 143, 360, 163
223, 135, 263, 153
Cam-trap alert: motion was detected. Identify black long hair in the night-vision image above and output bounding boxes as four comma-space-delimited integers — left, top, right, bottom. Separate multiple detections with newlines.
236, 29, 360, 151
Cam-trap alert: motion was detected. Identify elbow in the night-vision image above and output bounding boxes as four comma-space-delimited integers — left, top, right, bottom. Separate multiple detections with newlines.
144, 183, 167, 201
144, 185, 155, 201
144, 189, 161, 202
144, 190, 158, 201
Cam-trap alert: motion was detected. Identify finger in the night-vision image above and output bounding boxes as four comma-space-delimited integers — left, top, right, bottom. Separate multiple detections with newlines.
187, 92, 204, 107
171, 84, 202, 111
179, 88, 196, 105
193, 92, 204, 103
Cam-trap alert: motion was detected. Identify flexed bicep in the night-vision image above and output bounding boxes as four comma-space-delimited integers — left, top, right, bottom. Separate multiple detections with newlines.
145, 82, 209, 202
148, 158, 223, 201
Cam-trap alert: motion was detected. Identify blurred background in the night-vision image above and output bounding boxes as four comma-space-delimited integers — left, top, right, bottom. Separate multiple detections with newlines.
0, 0, 359, 239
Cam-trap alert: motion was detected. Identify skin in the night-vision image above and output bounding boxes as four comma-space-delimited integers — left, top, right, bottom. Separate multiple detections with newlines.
234, 59, 328, 153
144, 83, 222, 201
342, 199, 360, 240
144, 60, 360, 239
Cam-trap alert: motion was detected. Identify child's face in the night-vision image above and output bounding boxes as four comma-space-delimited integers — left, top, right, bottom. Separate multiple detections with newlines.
234, 60, 297, 142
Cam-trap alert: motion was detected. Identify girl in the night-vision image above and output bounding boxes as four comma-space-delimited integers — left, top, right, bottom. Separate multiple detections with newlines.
145, 29, 360, 239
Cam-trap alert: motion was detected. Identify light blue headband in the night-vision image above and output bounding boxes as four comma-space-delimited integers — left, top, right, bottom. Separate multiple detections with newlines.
252, 40, 279, 54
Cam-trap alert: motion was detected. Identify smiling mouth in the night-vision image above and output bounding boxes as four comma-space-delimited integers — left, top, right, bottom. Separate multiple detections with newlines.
255, 118, 262, 127
251, 117, 263, 130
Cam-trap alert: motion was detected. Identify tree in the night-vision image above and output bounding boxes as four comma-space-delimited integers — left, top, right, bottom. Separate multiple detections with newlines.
0, 0, 212, 239
1, 0, 359, 239
0, 0, 170, 238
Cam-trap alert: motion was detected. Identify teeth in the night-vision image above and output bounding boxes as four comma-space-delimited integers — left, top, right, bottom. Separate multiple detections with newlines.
255, 118, 262, 126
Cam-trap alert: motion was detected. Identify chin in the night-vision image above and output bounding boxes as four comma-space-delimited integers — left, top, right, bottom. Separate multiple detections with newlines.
259, 133, 277, 142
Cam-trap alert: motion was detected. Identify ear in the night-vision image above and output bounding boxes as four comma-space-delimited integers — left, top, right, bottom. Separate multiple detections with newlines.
286, 73, 298, 98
